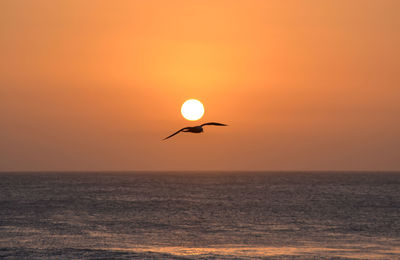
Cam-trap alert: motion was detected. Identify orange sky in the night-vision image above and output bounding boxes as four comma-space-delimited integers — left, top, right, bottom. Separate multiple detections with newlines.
1, 0, 399, 171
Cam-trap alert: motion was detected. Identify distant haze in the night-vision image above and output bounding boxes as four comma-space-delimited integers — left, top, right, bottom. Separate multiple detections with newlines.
1, 1, 399, 171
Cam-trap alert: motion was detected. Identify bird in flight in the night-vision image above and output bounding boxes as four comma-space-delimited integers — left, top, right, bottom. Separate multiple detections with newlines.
163, 122, 227, 140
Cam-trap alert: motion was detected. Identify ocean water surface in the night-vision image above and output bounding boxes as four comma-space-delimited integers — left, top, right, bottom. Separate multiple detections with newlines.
0, 172, 399, 259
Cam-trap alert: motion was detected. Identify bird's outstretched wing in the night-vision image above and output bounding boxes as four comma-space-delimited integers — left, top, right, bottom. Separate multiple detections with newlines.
163, 127, 190, 140
201, 122, 228, 127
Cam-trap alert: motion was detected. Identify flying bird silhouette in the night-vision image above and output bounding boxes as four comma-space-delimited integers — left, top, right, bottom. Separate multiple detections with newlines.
163, 122, 227, 140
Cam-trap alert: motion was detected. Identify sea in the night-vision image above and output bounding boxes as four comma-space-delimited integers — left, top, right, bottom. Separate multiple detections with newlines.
0, 172, 399, 259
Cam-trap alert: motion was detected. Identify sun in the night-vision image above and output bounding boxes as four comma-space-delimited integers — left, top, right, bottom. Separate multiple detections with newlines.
181, 99, 204, 121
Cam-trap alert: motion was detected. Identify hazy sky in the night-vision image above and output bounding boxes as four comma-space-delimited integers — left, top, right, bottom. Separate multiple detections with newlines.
1, 0, 399, 171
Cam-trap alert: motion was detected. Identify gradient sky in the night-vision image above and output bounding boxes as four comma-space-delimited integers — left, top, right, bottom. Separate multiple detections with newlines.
1, 0, 399, 171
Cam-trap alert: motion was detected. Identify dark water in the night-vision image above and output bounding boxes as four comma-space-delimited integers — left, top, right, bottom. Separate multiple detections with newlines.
0, 172, 399, 259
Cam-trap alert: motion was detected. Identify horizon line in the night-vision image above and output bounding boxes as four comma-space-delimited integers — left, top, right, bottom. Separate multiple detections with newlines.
1, 170, 400, 174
